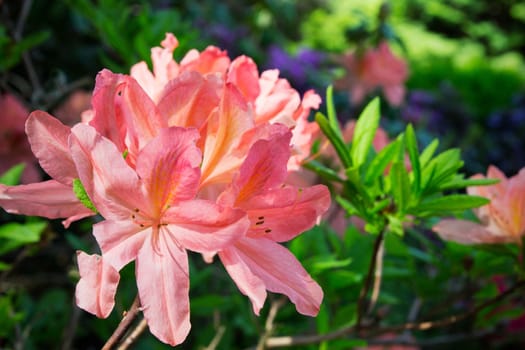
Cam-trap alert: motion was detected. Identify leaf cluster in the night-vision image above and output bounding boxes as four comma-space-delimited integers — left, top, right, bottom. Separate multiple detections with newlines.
308, 87, 496, 236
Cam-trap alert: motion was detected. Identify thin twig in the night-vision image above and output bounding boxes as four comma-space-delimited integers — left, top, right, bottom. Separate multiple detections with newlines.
256, 297, 286, 350
261, 279, 525, 348
203, 325, 226, 350
102, 296, 141, 350
356, 229, 385, 329
117, 318, 148, 350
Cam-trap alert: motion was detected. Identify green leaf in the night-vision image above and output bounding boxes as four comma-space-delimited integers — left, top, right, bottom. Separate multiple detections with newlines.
440, 177, 500, 190
350, 97, 380, 168
335, 195, 359, 216
389, 161, 411, 213
0, 221, 47, 255
72, 179, 98, 213
364, 139, 401, 185
310, 255, 352, 273
0, 164, 25, 185
419, 139, 439, 168
316, 112, 352, 168
410, 194, 490, 216
303, 160, 344, 183
0, 261, 11, 271
325, 85, 342, 139
405, 124, 421, 194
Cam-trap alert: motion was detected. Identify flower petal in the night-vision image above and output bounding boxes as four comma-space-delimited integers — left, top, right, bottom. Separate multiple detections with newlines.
433, 219, 515, 244
136, 127, 201, 208
136, 234, 191, 346
200, 84, 255, 186
227, 56, 260, 103
231, 237, 323, 316
69, 124, 144, 219
219, 247, 266, 315
157, 71, 221, 130
89, 69, 127, 152
75, 252, 120, 318
26, 111, 77, 184
113, 75, 167, 161
243, 184, 331, 242
93, 220, 149, 271
163, 199, 249, 253
232, 132, 292, 204
0, 180, 93, 227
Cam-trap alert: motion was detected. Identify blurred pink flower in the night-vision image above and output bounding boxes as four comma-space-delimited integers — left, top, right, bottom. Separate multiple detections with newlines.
0, 94, 40, 183
72, 125, 248, 346
433, 165, 525, 244
336, 41, 409, 106
52, 90, 92, 126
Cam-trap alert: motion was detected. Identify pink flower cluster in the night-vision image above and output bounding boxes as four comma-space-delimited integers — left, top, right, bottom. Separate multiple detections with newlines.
336, 41, 409, 106
0, 34, 330, 346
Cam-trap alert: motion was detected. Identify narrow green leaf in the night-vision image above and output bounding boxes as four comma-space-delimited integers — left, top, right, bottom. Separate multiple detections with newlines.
410, 194, 490, 216
316, 112, 352, 168
0, 164, 25, 186
325, 85, 342, 138
335, 195, 359, 216
364, 139, 401, 184
440, 177, 500, 191
389, 162, 411, 213
303, 160, 344, 183
405, 124, 421, 193
419, 139, 439, 168
350, 97, 381, 168
72, 179, 98, 213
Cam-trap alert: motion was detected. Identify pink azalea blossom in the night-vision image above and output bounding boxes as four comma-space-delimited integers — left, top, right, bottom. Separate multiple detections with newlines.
433, 165, 525, 244
130, 33, 321, 171
0, 93, 41, 184
335, 41, 409, 106
216, 130, 330, 315
71, 124, 249, 346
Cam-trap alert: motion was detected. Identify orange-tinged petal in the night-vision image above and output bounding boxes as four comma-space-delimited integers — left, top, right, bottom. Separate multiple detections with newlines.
157, 71, 221, 130
75, 252, 120, 318
136, 234, 191, 346
136, 127, 201, 210
234, 134, 291, 204
200, 84, 255, 186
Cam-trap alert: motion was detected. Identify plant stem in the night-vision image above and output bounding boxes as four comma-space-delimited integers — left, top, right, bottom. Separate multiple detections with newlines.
117, 318, 148, 350
102, 296, 141, 350
356, 229, 385, 330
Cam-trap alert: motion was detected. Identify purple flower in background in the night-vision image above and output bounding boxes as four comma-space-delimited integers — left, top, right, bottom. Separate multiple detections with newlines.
265, 45, 325, 93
